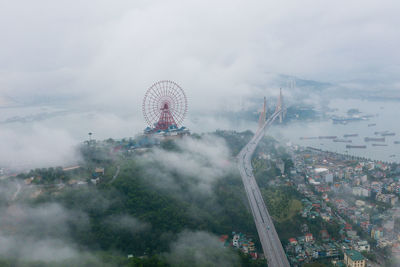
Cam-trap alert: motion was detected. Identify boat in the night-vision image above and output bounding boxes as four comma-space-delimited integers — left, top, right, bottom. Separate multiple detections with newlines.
344, 134, 358, 138
331, 117, 362, 124
333, 139, 352, 143
368, 123, 376, 127
364, 137, 385, 142
390, 155, 396, 158
375, 131, 389, 135
381, 132, 396, 137
318, 136, 337, 139
346, 145, 367, 149
394, 141, 400, 144
372, 144, 388, 147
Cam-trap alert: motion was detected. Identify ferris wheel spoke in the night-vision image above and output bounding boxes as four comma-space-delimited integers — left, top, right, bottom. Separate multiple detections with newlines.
159, 82, 166, 97
154, 85, 164, 100
168, 85, 179, 99
148, 111, 159, 122
150, 107, 161, 117
169, 84, 177, 98
164, 82, 169, 97
158, 82, 164, 97
152, 82, 161, 99
147, 94, 160, 104
149, 89, 161, 100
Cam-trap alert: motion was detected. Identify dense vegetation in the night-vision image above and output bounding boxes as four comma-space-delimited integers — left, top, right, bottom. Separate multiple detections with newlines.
4, 130, 327, 266
5, 131, 277, 266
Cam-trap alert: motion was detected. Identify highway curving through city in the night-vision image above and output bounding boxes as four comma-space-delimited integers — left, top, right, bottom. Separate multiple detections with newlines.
238, 110, 290, 267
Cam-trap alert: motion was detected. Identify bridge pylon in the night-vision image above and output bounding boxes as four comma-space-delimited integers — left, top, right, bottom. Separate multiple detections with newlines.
258, 96, 267, 129
275, 88, 285, 123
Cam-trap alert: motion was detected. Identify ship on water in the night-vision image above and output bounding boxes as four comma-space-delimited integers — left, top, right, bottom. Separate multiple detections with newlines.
318, 136, 337, 139
394, 141, 400, 144
372, 144, 388, 147
346, 145, 367, 149
368, 123, 376, 127
364, 137, 385, 142
374, 131, 390, 135
331, 113, 373, 124
381, 132, 396, 136
333, 139, 352, 143
331, 116, 362, 124
344, 134, 358, 138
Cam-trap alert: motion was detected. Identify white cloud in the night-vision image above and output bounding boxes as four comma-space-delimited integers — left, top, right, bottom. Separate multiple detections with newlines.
104, 214, 150, 234
163, 230, 239, 267
0, 202, 93, 263
0, 0, 399, 170
143, 135, 234, 194
1, 0, 399, 106
0, 124, 81, 170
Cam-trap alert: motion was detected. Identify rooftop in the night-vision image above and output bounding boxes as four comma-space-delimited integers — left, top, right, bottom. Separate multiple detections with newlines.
345, 249, 365, 261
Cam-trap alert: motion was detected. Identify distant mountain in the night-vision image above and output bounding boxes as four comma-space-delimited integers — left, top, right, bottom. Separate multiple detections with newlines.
261, 74, 400, 104
0, 95, 17, 107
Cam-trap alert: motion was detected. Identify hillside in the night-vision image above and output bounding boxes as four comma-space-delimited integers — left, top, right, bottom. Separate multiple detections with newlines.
1, 132, 273, 266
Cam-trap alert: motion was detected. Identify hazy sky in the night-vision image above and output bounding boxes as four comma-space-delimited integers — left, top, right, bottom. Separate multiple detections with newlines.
1, 0, 399, 107
0, 0, 399, 169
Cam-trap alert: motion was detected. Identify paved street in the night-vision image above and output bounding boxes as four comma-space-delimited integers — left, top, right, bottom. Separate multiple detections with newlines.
238, 110, 290, 267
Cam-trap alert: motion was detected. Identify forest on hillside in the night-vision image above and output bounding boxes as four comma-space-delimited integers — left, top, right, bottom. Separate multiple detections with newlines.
1, 131, 304, 267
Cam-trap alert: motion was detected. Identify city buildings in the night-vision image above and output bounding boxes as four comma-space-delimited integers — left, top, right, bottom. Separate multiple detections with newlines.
343, 250, 366, 267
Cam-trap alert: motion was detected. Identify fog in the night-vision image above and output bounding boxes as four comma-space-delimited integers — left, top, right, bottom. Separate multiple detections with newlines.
163, 231, 240, 267
142, 135, 234, 194
0, 202, 93, 263
1, 0, 399, 169
104, 214, 150, 235
0, 124, 80, 170
0, 184, 154, 264
1, 0, 399, 106
0, 2, 399, 264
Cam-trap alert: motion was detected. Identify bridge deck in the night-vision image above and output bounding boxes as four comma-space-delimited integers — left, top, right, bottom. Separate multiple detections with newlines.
237, 110, 290, 267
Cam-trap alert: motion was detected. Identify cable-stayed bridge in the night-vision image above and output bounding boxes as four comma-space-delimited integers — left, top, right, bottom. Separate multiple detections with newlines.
237, 89, 290, 267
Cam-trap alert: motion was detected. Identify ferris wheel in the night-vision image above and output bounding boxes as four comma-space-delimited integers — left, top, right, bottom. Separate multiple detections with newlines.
142, 80, 188, 131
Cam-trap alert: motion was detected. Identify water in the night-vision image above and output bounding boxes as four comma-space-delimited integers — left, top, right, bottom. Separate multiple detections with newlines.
0, 98, 398, 170
270, 99, 400, 163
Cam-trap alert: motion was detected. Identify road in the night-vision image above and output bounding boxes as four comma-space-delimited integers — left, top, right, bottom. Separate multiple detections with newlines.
109, 165, 120, 184
11, 181, 22, 201
237, 110, 290, 267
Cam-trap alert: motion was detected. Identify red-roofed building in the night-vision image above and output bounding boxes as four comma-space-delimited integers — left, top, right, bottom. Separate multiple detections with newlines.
305, 233, 314, 242
392, 243, 400, 254
250, 252, 258, 260
345, 223, 353, 231
289, 238, 298, 245
219, 235, 229, 243
355, 165, 363, 172
316, 186, 331, 193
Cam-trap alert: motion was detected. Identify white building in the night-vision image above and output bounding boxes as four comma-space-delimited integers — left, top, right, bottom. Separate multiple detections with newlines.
355, 200, 365, 207
325, 172, 333, 183
355, 241, 370, 252
353, 187, 370, 197
361, 175, 368, 183
276, 159, 285, 175
352, 187, 362, 196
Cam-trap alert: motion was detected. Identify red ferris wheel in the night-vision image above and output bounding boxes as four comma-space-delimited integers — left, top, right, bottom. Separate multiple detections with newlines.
142, 80, 188, 131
